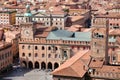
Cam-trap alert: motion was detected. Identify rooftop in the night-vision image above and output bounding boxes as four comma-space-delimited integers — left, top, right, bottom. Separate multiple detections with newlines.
52, 50, 91, 78
46, 29, 116, 42
0, 41, 12, 51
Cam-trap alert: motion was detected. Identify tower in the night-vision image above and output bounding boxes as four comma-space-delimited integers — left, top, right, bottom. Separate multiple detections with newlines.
20, 22, 36, 39
91, 17, 109, 64
24, 4, 32, 23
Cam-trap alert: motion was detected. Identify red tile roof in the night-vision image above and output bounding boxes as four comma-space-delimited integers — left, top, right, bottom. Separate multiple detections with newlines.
109, 29, 120, 35
52, 50, 91, 78
96, 65, 120, 73
89, 59, 104, 68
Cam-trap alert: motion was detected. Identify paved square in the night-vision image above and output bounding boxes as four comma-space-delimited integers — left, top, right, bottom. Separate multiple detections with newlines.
1, 68, 53, 80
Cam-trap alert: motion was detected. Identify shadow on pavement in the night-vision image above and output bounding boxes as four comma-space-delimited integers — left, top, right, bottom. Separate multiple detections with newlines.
0, 67, 32, 80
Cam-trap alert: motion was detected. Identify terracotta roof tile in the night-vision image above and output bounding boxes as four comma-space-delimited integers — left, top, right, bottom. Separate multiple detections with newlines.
52, 50, 91, 78
96, 65, 120, 73
109, 29, 120, 35
71, 16, 84, 22
96, 13, 120, 18
35, 27, 53, 38
89, 59, 104, 68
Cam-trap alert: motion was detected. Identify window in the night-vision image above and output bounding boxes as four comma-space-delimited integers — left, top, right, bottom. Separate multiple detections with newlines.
28, 45, 30, 49
48, 46, 51, 50
22, 45, 25, 49
35, 53, 38, 57
56, 22, 58, 25
55, 54, 57, 58
113, 56, 116, 61
22, 53, 25, 57
83, 47, 85, 50
5, 53, 7, 58
48, 54, 51, 58
97, 49, 99, 53
35, 46, 38, 50
55, 47, 58, 50
116, 24, 119, 26
42, 46, 45, 50
29, 53, 31, 57
42, 54, 45, 58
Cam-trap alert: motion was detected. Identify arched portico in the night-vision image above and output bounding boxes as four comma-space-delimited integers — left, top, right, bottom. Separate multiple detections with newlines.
41, 62, 46, 69
22, 61, 27, 68
28, 61, 33, 69
35, 61, 39, 69
48, 62, 52, 70
54, 62, 59, 69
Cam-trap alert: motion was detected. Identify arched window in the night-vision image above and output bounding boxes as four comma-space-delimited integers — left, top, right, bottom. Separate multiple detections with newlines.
35, 53, 38, 57
48, 54, 51, 58
22, 53, 25, 57
110, 23, 112, 26
42, 46, 45, 50
29, 53, 31, 57
28, 45, 30, 49
116, 24, 119, 26
56, 22, 58, 25
55, 54, 57, 58
35, 46, 38, 50
42, 53, 45, 58
48, 46, 51, 50
22, 45, 25, 49
55, 47, 58, 50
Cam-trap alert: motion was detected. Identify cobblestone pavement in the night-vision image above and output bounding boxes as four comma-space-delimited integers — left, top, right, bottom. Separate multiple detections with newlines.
0, 67, 53, 80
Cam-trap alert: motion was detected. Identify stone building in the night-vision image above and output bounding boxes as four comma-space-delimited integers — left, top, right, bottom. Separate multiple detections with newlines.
94, 13, 120, 29
0, 10, 16, 25
19, 20, 118, 70
4, 27, 20, 58
16, 5, 68, 30
19, 22, 72, 69
52, 15, 120, 80
0, 29, 13, 73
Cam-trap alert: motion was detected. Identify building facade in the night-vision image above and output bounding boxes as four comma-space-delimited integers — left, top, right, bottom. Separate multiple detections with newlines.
0, 10, 16, 25
5, 28, 20, 58
52, 14, 120, 80
19, 22, 71, 70
16, 8, 68, 30
0, 42, 12, 73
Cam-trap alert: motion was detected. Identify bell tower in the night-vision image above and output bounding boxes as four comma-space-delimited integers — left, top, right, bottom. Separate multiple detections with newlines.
20, 22, 36, 39
24, 4, 32, 23
91, 17, 109, 65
